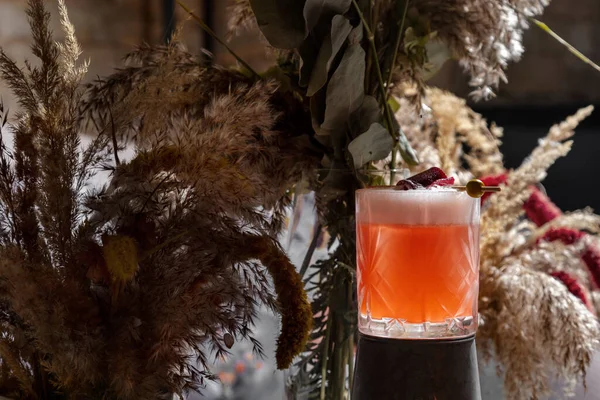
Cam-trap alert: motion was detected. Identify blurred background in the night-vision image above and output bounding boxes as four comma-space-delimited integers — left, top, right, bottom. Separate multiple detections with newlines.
0, 1, 599, 399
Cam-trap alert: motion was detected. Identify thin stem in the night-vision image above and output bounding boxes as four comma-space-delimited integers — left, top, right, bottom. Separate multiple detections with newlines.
390, 148, 397, 182
531, 18, 600, 73
141, 173, 173, 213
385, 0, 410, 100
320, 315, 333, 400
348, 334, 355, 383
108, 108, 120, 166
299, 223, 323, 278
352, 0, 395, 141
176, 0, 260, 78
347, 275, 355, 392
386, 1, 409, 179
365, 1, 373, 89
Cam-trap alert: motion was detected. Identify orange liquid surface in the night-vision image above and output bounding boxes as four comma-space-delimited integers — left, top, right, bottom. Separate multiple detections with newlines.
357, 223, 479, 323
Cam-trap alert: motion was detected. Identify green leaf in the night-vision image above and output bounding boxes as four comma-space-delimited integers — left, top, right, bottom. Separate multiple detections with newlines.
299, 36, 321, 88
398, 125, 419, 165
388, 96, 400, 113
318, 161, 353, 200
422, 39, 451, 81
385, 102, 419, 166
348, 122, 394, 168
249, 0, 307, 49
307, 15, 352, 97
309, 87, 327, 134
304, 0, 351, 32
349, 95, 380, 139
321, 36, 365, 132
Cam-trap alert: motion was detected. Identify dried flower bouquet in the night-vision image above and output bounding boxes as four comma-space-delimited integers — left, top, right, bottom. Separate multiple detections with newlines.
0, 0, 597, 399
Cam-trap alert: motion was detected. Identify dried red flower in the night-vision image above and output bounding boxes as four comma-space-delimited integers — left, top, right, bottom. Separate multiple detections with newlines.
582, 246, 600, 289
550, 271, 594, 312
396, 167, 447, 190
537, 227, 584, 245
480, 173, 508, 202
523, 186, 562, 227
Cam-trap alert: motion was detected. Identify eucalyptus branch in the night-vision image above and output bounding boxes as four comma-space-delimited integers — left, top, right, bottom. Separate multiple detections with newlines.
386, 1, 409, 177
385, 0, 410, 100
531, 18, 600, 73
176, 0, 260, 78
352, 0, 418, 166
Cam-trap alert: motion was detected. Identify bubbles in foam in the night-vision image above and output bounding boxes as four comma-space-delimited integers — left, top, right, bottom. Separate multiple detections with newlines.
356, 188, 480, 225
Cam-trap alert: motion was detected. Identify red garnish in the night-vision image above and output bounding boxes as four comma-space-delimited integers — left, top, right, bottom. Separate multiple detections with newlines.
523, 186, 562, 227
582, 246, 600, 289
530, 198, 600, 291
550, 271, 594, 312
537, 227, 584, 245
395, 180, 419, 190
396, 167, 447, 190
427, 177, 455, 188
480, 173, 508, 202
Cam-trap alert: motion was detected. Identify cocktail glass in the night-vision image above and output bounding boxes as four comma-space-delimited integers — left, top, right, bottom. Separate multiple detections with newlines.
356, 187, 480, 339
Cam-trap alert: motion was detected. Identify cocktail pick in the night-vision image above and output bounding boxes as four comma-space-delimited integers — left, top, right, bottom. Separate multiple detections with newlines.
453, 179, 501, 199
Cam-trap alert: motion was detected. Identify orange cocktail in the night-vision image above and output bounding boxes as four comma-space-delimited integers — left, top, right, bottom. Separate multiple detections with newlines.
356, 188, 480, 339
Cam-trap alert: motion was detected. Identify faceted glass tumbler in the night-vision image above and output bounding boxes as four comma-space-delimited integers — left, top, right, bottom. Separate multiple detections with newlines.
355, 188, 481, 339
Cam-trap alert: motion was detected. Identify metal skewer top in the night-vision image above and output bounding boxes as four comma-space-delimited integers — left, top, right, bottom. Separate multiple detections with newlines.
453, 179, 502, 199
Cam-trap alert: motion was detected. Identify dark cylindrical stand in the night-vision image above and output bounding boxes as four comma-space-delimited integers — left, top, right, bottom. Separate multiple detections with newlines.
352, 334, 481, 400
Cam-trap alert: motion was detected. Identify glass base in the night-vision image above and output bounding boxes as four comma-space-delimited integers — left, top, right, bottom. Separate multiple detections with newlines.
352, 334, 482, 400
359, 314, 477, 339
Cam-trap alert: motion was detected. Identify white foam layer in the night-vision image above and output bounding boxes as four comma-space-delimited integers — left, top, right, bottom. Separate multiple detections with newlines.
356, 188, 480, 225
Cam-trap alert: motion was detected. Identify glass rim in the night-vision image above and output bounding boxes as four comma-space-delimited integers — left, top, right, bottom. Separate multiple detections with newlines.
313, 168, 407, 173
355, 187, 471, 195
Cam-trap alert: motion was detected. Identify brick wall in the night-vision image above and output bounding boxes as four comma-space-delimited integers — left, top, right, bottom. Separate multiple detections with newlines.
0, 0, 598, 110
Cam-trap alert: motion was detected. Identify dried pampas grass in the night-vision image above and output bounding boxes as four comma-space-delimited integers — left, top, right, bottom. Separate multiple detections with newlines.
395, 87, 504, 179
